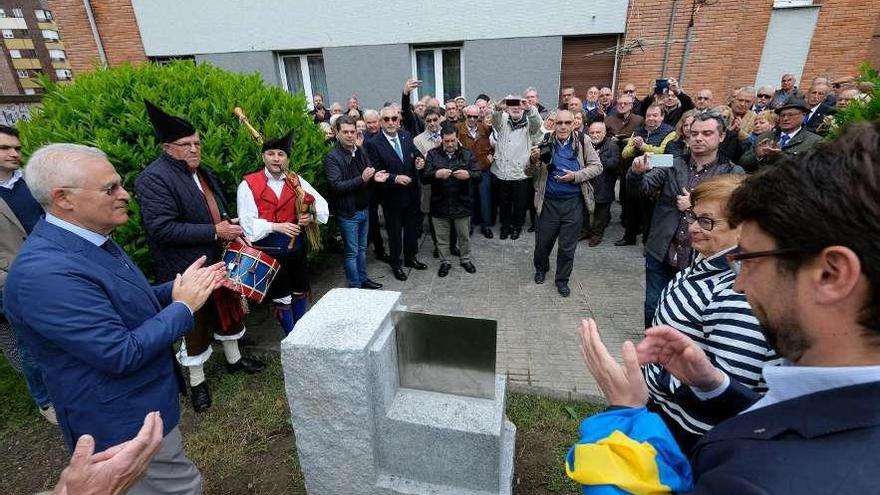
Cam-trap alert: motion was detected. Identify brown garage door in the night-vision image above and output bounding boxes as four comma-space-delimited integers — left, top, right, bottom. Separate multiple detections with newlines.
559, 35, 619, 104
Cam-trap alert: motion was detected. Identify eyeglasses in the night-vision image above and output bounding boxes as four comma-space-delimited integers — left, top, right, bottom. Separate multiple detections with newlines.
382, 116, 399, 122
425, 118, 440, 123
726, 247, 802, 275
623, 89, 635, 94
167, 141, 201, 149
61, 181, 126, 196
683, 210, 724, 231
696, 96, 711, 101
466, 115, 480, 119
757, 94, 773, 99
556, 120, 573, 125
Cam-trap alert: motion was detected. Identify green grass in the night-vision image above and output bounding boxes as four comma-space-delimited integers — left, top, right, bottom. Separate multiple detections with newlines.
0, 355, 44, 437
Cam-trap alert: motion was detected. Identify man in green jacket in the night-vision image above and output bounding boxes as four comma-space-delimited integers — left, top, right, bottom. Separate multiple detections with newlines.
740, 96, 823, 172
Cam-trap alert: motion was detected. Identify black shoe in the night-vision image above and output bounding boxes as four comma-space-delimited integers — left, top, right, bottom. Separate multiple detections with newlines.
438, 262, 451, 277
500, 229, 509, 240
190, 382, 211, 413
461, 261, 476, 274
226, 357, 265, 375
614, 237, 636, 246
557, 283, 571, 297
527, 224, 536, 233
510, 228, 521, 240
469, 226, 474, 236
392, 266, 408, 281
433, 247, 440, 259
404, 259, 428, 270
361, 279, 383, 290
534, 271, 546, 284
588, 235, 603, 247
481, 227, 494, 239
450, 246, 461, 257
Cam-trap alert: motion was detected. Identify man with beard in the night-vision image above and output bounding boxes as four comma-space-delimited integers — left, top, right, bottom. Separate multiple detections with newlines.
309, 94, 331, 123
575, 121, 880, 494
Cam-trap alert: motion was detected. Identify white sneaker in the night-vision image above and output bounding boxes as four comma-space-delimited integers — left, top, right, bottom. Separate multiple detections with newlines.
39, 405, 58, 425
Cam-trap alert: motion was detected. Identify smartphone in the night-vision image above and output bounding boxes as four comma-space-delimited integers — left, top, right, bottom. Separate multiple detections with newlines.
504, 98, 522, 107
647, 154, 674, 168
655, 79, 669, 95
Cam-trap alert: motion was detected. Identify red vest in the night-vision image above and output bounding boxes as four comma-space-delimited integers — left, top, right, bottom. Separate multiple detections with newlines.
243, 170, 297, 223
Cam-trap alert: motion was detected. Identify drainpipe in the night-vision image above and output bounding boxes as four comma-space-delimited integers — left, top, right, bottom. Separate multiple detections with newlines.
611, 34, 621, 93
678, 0, 699, 85
83, 0, 108, 68
660, 0, 678, 77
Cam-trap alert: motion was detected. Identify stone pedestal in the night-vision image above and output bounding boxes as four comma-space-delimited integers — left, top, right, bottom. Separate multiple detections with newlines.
281, 288, 515, 494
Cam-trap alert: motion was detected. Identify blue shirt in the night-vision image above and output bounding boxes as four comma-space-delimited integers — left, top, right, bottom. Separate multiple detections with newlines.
45, 213, 108, 246
0, 169, 43, 234
545, 137, 581, 199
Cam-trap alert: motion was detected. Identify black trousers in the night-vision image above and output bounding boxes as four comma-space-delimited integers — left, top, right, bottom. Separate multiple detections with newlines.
368, 195, 385, 254
534, 195, 584, 284
584, 201, 612, 238
623, 183, 654, 242
383, 205, 419, 268
495, 176, 530, 232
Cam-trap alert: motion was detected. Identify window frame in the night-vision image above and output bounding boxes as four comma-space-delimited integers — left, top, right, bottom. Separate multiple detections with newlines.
2, 29, 13, 39
41, 29, 59, 41
16, 69, 28, 78
11, 8, 23, 17
409, 45, 465, 103
34, 9, 46, 21
277, 52, 327, 103
9, 49, 21, 59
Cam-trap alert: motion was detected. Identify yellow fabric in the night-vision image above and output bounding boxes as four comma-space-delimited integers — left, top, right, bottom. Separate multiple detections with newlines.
565, 431, 672, 495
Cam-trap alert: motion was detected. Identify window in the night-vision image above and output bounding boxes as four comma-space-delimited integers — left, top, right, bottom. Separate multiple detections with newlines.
34, 9, 46, 21
411, 46, 463, 103
278, 53, 328, 103
16, 70, 28, 78
2, 30, 13, 39
41, 29, 59, 41
0, 9, 6, 18
773, 0, 814, 6
55, 69, 72, 80
9, 49, 21, 59
24, 88, 35, 95
12, 8, 23, 18
45, 9, 52, 20
149, 55, 195, 65
49, 49, 66, 61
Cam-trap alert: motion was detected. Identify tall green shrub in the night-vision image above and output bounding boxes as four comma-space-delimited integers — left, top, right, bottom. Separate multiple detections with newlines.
19, 61, 329, 277
829, 63, 880, 136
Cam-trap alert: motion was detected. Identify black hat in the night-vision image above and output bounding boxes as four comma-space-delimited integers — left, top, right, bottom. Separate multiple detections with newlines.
144, 99, 197, 143
261, 130, 292, 154
775, 96, 810, 114
475, 93, 491, 103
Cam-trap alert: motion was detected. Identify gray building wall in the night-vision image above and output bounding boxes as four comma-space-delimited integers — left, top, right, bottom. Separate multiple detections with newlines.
464, 37, 563, 108
194, 51, 281, 87
322, 44, 412, 111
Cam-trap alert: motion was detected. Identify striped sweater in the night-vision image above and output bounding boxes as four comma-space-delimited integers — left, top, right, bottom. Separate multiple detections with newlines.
642, 247, 781, 436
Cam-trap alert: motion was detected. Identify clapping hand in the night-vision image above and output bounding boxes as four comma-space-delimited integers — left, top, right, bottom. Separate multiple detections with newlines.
636, 325, 726, 391
578, 319, 648, 408
172, 256, 225, 312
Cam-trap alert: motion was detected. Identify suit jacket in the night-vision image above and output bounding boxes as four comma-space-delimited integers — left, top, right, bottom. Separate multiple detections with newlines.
3, 219, 192, 452
739, 127, 823, 172
685, 380, 880, 494
0, 198, 26, 297
804, 103, 834, 133
365, 130, 422, 210
135, 153, 231, 282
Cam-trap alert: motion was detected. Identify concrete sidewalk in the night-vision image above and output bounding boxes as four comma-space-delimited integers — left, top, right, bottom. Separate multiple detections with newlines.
244, 204, 646, 400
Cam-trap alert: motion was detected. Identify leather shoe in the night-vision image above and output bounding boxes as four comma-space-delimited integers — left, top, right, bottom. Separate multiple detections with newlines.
588, 235, 602, 247
438, 262, 451, 277
481, 227, 494, 239
534, 271, 546, 284
461, 261, 476, 274
614, 237, 636, 246
226, 357, 265, 375
361, 279, 383, 289
557, 283, 571, 297
392, 266, 408, 281
404, 259, 428, 270
500, 229, 509, 240
510, 228, 521, 240
190, 382, 211, 413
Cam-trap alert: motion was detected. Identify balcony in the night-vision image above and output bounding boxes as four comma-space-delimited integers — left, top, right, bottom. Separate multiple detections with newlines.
11, 58, 42, 70
51, 59, 70, 69
37, 21, 58, 31
3, 39, 34, 50
44, 41, 65, 51
19, 78, 43, 89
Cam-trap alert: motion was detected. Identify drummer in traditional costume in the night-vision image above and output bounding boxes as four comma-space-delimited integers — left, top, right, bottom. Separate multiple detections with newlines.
135, 100, 264, 414
236, 131, 328, 334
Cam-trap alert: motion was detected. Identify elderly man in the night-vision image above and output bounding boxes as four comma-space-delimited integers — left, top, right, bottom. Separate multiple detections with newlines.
524, 86, 548, 116
803, 83, 834, 134
362, 109, 381, 141
444, 100, 462, 124
526, 110, 602, 297
309, 94, 331, 123
582, 86, 602, 122
576, 121, 880, 494
584, 121, 620, 246
740, 96, 823, 171
769, 73, 804, 109
329, 102, 344, 116
752, 86, 775, 113
491, 96, 543, 240
836, 87, 860, 109
627, 112, 743, 327
643, 78, 694, 127
559, 86, 575, 110
136, 101, 263, 414
5, 143, 224, 494
620, 82, 644, 115
730, 87, 757, 141
567, 96, 583, 115
604, 94, 644, 140
693, 89, 713, 112
597, 87, 615, 116
413, 107, 452, 258
457, 104, 495, 238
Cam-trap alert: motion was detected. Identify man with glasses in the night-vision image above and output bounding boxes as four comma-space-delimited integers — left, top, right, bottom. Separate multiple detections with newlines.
577, 122, 880, 493
693, 89, 713, 112
769, 73, 804, 109
620, 83, 644, 116
136, 100, 263, 414
740, 96, 822, 171
366, 106, 427, 281
729, 87, 757, 141
604, 94, 644, 141
526, 110, 602, 297
457, 104, 495, 239
627, 112, 744, 327
752, 86, 775, 113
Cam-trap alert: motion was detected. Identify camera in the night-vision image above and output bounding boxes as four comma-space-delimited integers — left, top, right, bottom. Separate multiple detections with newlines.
538, 139, 553, 166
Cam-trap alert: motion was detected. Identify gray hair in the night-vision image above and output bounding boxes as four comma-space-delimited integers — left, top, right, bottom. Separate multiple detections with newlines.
523, 86, 538, 96
758, 85, 775, 94
737, 86, 756, 97
380, 105, 400, 117
328, 114, 341, 128
25, 143, 107, 207
363, 109, 379, 119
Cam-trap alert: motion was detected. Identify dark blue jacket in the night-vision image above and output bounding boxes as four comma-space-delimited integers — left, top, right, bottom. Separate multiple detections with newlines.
684, 380, 880, 494
3, 220, 192, 452
365, 130, 422, 210
324, 141, 372, 218
135, 153, 231, 282
591, 137, 621, 203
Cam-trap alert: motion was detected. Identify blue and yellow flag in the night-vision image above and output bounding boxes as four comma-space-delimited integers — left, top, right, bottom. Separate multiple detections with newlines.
565, 407, 693, 494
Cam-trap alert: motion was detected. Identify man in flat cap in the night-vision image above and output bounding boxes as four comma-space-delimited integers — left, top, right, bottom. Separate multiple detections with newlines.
740, 96, 823, 171
236, 131, 328, 335
135, 100, 264, 414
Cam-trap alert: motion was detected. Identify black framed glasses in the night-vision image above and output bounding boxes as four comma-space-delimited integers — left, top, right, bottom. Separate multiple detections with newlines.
757, 94, 773, 99
466, 114, 480, 119
382, 116, 399, 122
683, 209, 724, 231
726, 247, 802, 275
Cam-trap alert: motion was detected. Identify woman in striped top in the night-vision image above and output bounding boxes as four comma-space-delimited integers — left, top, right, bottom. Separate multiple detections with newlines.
642, 175, 781, 452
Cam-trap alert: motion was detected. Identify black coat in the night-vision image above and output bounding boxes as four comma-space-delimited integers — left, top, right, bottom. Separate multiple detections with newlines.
134, 153, 229, 282
421, 146, 481, 218
365, 130, 422, 210
324, 141, 372, 218
591, 137, 620, 203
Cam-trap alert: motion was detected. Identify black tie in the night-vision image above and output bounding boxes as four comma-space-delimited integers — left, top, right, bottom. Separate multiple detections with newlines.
102, 239, 130, 270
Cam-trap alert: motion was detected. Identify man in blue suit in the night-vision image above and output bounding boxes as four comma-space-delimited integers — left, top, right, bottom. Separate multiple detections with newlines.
4, 143, 224, 494
366, 105, 428, 281
578, 121, 880, 494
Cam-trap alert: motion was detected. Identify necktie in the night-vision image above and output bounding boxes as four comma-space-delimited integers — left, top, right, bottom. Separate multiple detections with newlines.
102, 239, 130, 270
392, 137, 403, 161
778, 134, 791, 147
431, 132, 440, 141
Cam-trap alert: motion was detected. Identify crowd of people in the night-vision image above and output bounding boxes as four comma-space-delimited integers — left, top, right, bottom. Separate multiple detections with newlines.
0, 68, 875, 494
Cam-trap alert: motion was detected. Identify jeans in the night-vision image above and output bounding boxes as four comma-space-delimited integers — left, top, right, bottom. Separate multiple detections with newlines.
12, 323, 51, 408
644, 253, 680, 327
473, 171, 495, 228
339, 209, 369, 287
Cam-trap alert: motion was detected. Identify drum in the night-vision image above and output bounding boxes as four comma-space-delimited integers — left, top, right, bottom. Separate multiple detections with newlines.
222, 242, 281, 303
